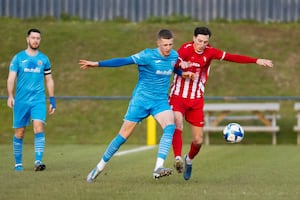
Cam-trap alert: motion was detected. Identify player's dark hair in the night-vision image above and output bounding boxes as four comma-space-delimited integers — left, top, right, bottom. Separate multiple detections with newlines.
157, 29, 173, 39
194, 27, 211, 38
27, 28, 41, 36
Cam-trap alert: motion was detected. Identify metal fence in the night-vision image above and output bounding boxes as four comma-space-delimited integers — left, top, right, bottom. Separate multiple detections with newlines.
0, 0, 299, 23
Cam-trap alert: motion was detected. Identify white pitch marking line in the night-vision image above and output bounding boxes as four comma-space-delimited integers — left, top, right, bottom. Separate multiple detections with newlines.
115, 145, 157, 156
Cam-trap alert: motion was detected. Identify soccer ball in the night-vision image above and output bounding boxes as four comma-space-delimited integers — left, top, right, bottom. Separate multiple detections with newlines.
223, 123, 244, 143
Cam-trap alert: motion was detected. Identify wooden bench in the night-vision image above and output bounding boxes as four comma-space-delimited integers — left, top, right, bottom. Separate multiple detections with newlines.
293, 103, 300, 145
203, 103, 280, 145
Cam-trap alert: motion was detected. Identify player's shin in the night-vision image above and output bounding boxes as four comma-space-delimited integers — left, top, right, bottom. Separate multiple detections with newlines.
102, 134, 126, 162
13, 136, 23, 168
155, 124, 175, 169
172, 128, 183, 157
34, 132, 45, 163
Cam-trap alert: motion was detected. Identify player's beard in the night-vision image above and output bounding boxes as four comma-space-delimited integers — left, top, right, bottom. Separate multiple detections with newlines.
28, 42, 40, 50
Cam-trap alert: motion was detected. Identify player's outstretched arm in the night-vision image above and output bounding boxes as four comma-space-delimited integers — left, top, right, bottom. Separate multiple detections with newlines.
78, 60, 99, 69
256, 59, 273, 68
79, 57, 134, 69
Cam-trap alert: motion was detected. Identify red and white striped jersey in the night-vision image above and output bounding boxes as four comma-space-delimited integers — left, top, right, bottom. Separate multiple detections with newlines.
169, 42, 257, 99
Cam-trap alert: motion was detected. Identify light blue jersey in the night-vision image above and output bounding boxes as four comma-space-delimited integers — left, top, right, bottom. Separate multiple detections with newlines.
9, 50, 51, 103
9, 50, 51, 127
125, 48, 178, 122
131, 48, 178, 101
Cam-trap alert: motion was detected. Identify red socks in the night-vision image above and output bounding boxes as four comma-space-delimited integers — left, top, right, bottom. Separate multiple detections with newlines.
188, 142, 202, 160
172, 128, 182, 157
172, 128, 202, 160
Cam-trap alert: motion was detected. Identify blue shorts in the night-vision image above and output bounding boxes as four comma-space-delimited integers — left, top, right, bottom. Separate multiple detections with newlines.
124, 98, 171, 123
13, 101, 46, 128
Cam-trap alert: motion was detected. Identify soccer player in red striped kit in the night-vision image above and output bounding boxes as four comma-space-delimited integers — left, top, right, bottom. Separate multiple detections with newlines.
169, 26, 273, 180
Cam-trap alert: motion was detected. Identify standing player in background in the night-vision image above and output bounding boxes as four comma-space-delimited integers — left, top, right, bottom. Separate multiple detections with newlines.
7, 28, 56, 171
79, 29, 179, 182
169, 26, 273, 180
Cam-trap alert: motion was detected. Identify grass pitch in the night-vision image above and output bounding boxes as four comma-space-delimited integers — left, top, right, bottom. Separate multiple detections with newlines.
0, 144, 299, 200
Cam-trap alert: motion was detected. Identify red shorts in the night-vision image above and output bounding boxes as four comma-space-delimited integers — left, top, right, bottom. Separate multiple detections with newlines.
169, 95, 205, 127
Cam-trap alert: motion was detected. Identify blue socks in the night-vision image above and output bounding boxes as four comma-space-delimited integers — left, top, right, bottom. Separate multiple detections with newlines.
13, 136, 23, 166
13, 132, 45, 169
34, 132, 45, 163
103, 134, 126, 162
157, 124, 176, 160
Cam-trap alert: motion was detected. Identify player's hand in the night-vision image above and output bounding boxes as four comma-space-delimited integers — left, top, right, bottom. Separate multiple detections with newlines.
182, 71, 195, 80
7, 96, 14, 108
257, 59, 273, 68
179, 61, 191, 69
48, 104, 56, 115
48, 96, 56, 115
78, 60, 99, 69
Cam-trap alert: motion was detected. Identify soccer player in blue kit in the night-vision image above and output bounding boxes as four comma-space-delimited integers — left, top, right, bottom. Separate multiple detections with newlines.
7, 28, 56, 171
79, 29, 193, 182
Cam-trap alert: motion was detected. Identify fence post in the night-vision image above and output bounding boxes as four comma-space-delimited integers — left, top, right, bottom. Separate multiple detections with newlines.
147, 116, 156, 145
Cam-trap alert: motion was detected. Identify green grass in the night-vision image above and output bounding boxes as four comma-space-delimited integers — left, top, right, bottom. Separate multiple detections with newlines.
0, 18, 300, 145
0, 144, 299, 200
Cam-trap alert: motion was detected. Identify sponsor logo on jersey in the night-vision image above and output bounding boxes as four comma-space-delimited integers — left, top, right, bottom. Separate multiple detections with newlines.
24, 67, 41, 73
190, 62, 200, 67
156, 69, 173, 75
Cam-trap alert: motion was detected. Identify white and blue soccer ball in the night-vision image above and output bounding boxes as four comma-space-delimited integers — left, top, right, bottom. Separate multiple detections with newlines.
223, 123, 244, 143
